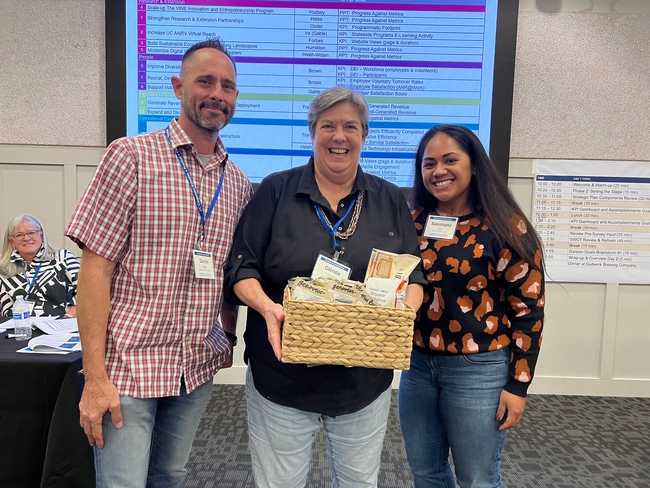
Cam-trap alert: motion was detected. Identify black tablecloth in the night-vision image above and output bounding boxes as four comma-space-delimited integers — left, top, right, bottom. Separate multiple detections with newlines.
0, 326, 95, 488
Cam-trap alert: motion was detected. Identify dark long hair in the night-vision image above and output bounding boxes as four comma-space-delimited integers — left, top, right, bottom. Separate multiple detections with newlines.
410, 124, 544, 271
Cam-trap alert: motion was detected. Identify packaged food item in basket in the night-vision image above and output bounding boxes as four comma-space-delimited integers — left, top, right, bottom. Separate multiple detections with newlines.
324, 280, 358, 304
352, 289, 378, 306
291, 277, 333, 302
323, 278, 379, 306
365, 277, 407, 308
361, 249, 420, 307
364, 248, 421, 282
289, 276, 379, 306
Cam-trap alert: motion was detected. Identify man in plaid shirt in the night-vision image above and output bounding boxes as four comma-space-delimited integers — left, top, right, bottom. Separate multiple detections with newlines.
65, 39, 252, 487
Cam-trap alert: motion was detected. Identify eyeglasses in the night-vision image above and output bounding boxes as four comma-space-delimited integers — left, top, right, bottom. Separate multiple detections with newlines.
10, 230, 40, 241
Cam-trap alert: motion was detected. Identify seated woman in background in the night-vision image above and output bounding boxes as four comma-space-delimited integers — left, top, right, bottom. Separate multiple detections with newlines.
0, 214, 80, 317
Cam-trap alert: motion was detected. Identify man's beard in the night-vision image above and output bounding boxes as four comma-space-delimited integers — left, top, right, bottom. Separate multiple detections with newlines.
184, 100, 233, 133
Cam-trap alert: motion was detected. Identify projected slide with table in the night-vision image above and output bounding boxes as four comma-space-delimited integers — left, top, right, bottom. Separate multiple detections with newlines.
127, 0, 497, 184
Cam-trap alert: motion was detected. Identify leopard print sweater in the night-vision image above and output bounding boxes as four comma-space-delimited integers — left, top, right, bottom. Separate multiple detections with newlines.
412, 208, 545, 397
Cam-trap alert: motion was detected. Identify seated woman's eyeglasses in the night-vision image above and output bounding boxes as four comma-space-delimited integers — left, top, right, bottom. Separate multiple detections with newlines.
10, 230, 40, 240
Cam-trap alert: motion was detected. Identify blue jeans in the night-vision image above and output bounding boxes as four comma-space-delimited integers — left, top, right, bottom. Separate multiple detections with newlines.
246, 366, 391, 488
398, 349, 509, 488
94, 379, 213, 488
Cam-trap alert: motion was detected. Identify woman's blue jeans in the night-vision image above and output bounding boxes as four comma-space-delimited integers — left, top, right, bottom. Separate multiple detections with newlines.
398, 348, 509, 488
246, 366, 391, 488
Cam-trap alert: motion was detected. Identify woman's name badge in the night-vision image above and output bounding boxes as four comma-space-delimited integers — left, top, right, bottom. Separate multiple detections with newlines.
192, 250, 215, 280
423, 214, 459, 240
311, 253, 352, 281
25, 301, 35, 313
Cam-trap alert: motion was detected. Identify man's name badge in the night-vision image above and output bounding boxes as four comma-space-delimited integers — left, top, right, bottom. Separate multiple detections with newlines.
192, 250, 216, 280
311, 253, 352, 281
423, 214, 459, 240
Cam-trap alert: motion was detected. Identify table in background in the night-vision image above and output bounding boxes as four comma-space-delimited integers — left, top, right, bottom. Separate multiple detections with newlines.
0, 329, 94, 488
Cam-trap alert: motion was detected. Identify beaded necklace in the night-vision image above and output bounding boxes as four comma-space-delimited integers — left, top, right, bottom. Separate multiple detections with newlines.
319, 190, 364, 240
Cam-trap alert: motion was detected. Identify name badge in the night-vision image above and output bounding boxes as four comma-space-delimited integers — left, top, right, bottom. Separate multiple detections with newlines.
311, 253, 352, 281
25, 301, 35, 313
192, 250, 215, 280
423, 214, 458, 240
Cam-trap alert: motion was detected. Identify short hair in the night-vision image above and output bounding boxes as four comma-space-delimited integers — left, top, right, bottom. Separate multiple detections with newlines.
307, 87, 369, 138
410, 124, 544, 271
182, 38, 237, 74
0, 214, 59, 278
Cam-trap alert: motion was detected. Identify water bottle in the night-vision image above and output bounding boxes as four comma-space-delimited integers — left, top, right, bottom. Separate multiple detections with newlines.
12, 296, 32, 341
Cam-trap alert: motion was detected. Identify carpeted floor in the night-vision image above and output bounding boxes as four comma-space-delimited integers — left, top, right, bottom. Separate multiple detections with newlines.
186, 385, 650, 488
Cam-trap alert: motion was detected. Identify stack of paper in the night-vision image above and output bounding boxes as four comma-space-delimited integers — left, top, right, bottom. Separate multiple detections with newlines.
18, 333, 81, 354
13, 317, 81, 354
32, 317, 78, 334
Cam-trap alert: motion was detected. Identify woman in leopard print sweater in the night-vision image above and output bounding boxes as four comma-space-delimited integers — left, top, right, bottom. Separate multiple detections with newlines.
399, 125, 545, 488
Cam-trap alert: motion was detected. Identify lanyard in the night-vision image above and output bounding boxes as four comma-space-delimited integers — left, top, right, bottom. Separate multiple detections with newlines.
25, 262, 42, 294
315, 193, 357, 257
165, 127, 225, 244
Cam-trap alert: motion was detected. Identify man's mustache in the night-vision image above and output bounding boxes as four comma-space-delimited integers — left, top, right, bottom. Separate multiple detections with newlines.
200, 101, 230, 115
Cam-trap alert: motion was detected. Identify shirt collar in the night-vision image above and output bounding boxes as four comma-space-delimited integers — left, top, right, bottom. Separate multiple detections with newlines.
10, 245, 45, 265
296, 156, 377, 203
166, 119, 229, 168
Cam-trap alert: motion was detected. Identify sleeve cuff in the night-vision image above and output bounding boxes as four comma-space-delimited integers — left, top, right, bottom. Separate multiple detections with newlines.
503, 378, 531, 398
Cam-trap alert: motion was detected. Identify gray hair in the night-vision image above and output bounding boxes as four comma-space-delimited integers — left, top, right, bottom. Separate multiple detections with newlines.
0, 214, 59, 278
307, 87, 370, 138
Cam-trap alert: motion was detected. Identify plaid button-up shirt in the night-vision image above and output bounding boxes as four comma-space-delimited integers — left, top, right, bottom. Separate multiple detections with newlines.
66, 119, 252, 397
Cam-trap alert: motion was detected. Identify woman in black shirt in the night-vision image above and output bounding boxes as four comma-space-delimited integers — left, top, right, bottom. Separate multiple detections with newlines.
226, 87, 426, 487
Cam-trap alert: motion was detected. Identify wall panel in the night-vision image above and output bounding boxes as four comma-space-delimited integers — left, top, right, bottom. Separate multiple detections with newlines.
614, 285, 650, 379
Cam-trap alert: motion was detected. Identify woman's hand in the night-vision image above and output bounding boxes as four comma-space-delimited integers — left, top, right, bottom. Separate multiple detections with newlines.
263, 304, 285, 361
404, 283, 424, 311
496, 389, 526, 430
63, 305, 77, 318
233, 278, 285, 361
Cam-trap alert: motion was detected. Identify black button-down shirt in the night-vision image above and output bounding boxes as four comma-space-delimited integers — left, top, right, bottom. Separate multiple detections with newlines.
225, 157, 426, 416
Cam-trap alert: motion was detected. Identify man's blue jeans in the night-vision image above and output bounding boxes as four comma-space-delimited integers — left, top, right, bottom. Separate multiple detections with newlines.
246, 366, 391, 488
94, 379, 213, 488
398, 349, 509, 488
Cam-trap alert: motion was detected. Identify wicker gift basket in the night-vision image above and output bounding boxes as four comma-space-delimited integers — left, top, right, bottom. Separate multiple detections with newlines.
281, 287, 416, 370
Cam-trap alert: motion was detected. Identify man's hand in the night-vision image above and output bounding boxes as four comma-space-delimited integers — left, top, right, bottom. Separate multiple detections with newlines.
79, 377, 123, 448
76, 247, 118, 447
263, 303, 285, 361
496, 389, 526, 431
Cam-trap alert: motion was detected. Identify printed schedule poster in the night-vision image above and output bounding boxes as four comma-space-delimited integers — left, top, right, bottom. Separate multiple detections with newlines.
127, 0, 498, 184
533, 160, 650, 284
